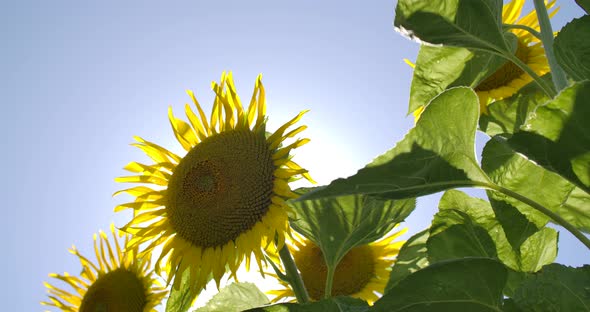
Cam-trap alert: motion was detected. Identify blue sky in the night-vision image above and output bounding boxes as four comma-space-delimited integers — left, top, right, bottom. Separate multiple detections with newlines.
1, 0, 587, 310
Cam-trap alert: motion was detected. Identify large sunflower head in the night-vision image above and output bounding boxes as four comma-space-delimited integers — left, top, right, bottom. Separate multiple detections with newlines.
115, 72, 313, 295
41, 224, 167, 312
475, 0, 558, 113
269, 227, 407, 305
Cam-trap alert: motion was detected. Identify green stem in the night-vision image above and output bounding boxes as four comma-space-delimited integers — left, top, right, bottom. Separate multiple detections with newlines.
532, 0, 569, 91
488, 184, 590, 250
502, 51, 556, 97
324, 266, 335, 299
278, 243, 310, 303
502, 23, 542, 41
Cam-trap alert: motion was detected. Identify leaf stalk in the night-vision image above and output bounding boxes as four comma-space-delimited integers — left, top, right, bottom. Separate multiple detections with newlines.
532, 0, 569, 91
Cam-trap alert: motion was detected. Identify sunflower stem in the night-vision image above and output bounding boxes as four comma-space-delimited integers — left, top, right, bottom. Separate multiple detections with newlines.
324, 266, 335, 299
532, 0, 569, 91
278, 243, 310, 303
488, 184, 590, 251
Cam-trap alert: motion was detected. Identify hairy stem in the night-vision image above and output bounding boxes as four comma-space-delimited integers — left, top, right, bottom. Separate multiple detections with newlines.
278, 243, 310, 303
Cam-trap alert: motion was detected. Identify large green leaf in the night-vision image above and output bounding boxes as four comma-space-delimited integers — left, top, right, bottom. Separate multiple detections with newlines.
576, 0, 590, 14
408, 44, 508, 115
482, 137, 577, 228
487, 198, 557, 272
248, 297, 369, 312
436, 190, 518, 269
479, 75, 552, 137
194, 282, 269, 312
374, 258, 507, 312
558, 187, 590, 233
384, 229, 430, 292
290, 191, 414, 270
507, 81, 590, 192
407, 45, 472, 114
394, 0, 508, 52
428, 209, 498, 261
301, 87, 490, 201
432, 190, 556, 272
554, 16, 590, 81
511, 264, 590, 311
487, 198, 539, 252
517, 228, 558, 273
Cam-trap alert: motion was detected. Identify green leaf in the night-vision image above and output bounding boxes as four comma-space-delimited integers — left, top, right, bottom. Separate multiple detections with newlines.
511, 264, 590, 311
248, 297, 369, 312
428, 210, 498, 261
488, 198, 539, 252
482, 137, 577, 228
374, 258, 507, 312
479, 75, 552, 137
517, 228, 558, 272
503, 270, 530, 298
407, 45, 472, 114
434, 190, 557, 273
502, 298, 524, 312
575, 0, 590, 14
394, 0, 508, 52
290, 191, 414, 269
194, 282, 270, 312
408, 45, 508, 115
558, 187, 590, 233
166, 265, 202, 312
301, 87, 490, 201
507, 81, 590, 192
385, 229, 430, 292
554, 16, 590, 81
436, 190, 518, 269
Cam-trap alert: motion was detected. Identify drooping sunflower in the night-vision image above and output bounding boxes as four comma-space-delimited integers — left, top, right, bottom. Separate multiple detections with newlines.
115, 72, 313, 295
269, 227, 407, 305
474, 0, 558, 112
411, 0, 558, 119
42, 224, 167, 312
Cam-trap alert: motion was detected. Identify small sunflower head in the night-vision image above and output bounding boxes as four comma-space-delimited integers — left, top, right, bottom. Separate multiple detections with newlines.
269, 227, 407, 305
42, 224, 167, 312
114, 72, 313, 296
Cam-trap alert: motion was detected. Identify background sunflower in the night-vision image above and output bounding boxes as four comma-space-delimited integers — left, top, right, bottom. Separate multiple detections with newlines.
268, 228, 407, 305
42, 225, 167, 311
474, 0, 559, 109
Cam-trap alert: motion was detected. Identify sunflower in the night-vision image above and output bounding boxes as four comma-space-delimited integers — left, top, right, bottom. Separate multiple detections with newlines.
474, 0, 558, 113
114, 72, 313, 296
412, 0, 558, 119
41, 224, 167, 312
268, 227, 407, 305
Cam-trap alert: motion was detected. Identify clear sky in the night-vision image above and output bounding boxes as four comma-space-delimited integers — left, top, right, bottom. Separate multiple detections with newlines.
1, 1, 587, 311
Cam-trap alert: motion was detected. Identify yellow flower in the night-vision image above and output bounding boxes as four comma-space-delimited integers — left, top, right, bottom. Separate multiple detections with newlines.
475, 0, 558, 113
269, 227, 407, 305
115, 72, 313, 295
41, 224, 167, 312
412, 0, 558, 120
